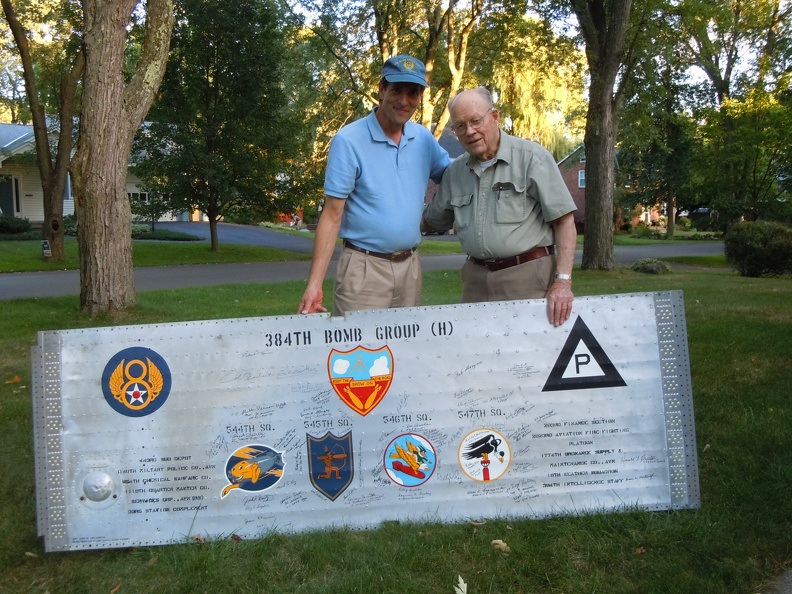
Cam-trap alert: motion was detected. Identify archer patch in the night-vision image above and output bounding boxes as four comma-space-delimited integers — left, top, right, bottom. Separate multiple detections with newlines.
307, 431, 354, 501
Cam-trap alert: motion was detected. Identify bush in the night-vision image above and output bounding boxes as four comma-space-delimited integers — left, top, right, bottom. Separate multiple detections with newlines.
677, 216, 692, 231
724, 221, 792, 277
632, 223, 664, 240
0, 214, 32, 234
63, 214, 78, 236
631, 258, 671, 274
131, 223, 152, 237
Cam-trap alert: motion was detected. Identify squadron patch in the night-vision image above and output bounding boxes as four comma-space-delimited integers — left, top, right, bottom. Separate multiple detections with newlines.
328, 346, 393, 416
383, 433, 436, 487
307, 431, 353, 501
458, 429, 511, 482
101, 347, 172, 417
221, 445, 285, 498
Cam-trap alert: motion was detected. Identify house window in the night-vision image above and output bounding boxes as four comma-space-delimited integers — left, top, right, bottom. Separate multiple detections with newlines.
578, 170, 585, 188
128, 192, 149, 203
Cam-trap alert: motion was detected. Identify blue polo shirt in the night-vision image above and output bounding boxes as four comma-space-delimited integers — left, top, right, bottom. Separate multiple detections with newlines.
324, 109, 450, 253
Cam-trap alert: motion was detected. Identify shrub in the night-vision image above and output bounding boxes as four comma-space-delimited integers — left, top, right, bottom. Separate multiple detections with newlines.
631, 258, 671, 274
677, 216, 692, 231
63, 214, 78, 236
724, 221, 792, 277
0, 214, 32, 234
131, 223, 153, 238
632, 223, 664, 240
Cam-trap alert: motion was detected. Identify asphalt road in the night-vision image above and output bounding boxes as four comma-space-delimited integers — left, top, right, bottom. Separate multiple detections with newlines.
0, 221, 725, 301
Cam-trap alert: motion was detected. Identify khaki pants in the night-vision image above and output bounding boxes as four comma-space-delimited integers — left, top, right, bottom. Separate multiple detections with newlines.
333, 248, 422, 316
461, 255, 556, 303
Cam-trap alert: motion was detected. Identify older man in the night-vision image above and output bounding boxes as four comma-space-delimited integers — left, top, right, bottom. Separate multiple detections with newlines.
299, 55, 450, 316
422, 87, 577, 326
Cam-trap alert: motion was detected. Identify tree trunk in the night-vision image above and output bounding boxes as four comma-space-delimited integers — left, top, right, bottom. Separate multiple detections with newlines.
581, 84, 615, 269
72, 0, 174, 315
572, 0, 632, 271
209, 217, 219, 251
665, 188, 675, 239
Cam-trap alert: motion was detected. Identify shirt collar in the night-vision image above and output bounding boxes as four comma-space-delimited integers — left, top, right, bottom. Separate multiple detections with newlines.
368, 108, 416, 145
465, 129, 509, 171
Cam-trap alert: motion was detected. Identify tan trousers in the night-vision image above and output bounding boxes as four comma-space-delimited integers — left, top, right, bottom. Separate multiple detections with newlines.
461, 254, 556, 303
332, 248, 422, 316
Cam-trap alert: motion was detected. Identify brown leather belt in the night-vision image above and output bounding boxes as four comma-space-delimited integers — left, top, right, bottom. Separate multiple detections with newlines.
343, 240, 417, 263
469, 245, 554, 272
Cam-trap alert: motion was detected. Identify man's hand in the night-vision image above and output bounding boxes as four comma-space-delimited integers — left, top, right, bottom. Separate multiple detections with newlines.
547, 279, 573, 326
298, 286, 327, 314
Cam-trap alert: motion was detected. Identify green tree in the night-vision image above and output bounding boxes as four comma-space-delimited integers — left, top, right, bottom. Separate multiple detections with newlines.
695, 90, 792, 226
616, 5, 698, 238
676, 0, 792, 227
471, 10, 586, 159
1, 0, 84, 262
136, 0, 296, 251
0, 32, 29, 122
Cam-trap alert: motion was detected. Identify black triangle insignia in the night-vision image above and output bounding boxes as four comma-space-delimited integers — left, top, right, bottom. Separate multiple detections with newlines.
542, 316, 627, 392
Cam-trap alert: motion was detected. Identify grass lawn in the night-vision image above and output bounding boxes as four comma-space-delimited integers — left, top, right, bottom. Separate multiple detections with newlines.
0, 262, 790, 593
0, 237, 312, 273
0, 228, 725, 271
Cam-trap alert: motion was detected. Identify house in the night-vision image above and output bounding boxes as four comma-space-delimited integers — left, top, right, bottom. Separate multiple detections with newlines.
556, 143, 586, 233
0, 122, 152, 223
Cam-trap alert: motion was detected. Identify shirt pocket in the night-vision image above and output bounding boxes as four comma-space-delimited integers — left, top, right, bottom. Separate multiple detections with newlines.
492, 181, 528, 224
450, 193, 474, 231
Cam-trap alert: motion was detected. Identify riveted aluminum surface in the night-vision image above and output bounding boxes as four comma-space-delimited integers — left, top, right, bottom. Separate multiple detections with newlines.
31, 291, 699, 551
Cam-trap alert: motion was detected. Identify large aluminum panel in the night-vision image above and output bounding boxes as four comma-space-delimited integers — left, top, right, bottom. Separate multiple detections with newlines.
31, 291, 699, 552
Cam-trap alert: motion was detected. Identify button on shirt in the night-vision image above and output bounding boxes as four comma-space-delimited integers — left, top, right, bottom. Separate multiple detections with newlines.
424, 131, 576, 260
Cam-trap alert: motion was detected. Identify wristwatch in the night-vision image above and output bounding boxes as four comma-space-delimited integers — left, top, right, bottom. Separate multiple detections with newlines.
554, 273, 572, 281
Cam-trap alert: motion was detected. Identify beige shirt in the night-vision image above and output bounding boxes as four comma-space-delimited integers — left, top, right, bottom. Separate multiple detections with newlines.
425, 131, 576, 260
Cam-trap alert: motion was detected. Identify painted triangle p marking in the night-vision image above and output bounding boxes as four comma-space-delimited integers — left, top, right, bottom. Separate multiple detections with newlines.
542, 317, 627, 392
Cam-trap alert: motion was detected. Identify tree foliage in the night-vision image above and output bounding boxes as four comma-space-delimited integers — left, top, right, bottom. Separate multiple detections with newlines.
695, 89, 792, 227
1, 0, 84, 262
136, 0, 297, 250
472, 11, 586, 159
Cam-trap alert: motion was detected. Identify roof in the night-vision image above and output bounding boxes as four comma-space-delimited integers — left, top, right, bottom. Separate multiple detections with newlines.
0, 122, 34, 156
557, 143, 585, 166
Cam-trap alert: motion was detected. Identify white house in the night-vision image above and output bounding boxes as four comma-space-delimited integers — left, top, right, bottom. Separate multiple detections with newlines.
0, 121, 150, 223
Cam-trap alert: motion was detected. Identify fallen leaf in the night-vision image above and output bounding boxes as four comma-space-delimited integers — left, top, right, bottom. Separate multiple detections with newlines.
5, 375, 22, 384
453, 575, 468, 594
491, 539, 511, 553
24, 551, 38, 558
703, 444, 711, 452
636, 546, 647, 555
110, 583, 121, 594
146, 555, 158, 567
506, 525, 513, 530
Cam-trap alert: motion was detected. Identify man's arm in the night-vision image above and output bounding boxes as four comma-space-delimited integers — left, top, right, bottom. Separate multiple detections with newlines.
298, 196, 345, 314
546, 212, 576, 326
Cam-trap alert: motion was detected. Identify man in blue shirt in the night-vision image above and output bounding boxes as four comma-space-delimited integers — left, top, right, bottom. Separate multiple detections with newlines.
298, 55, 450, 316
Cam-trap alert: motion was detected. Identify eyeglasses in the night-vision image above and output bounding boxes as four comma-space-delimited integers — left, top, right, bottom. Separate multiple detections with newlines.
451, 108, 494, 136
